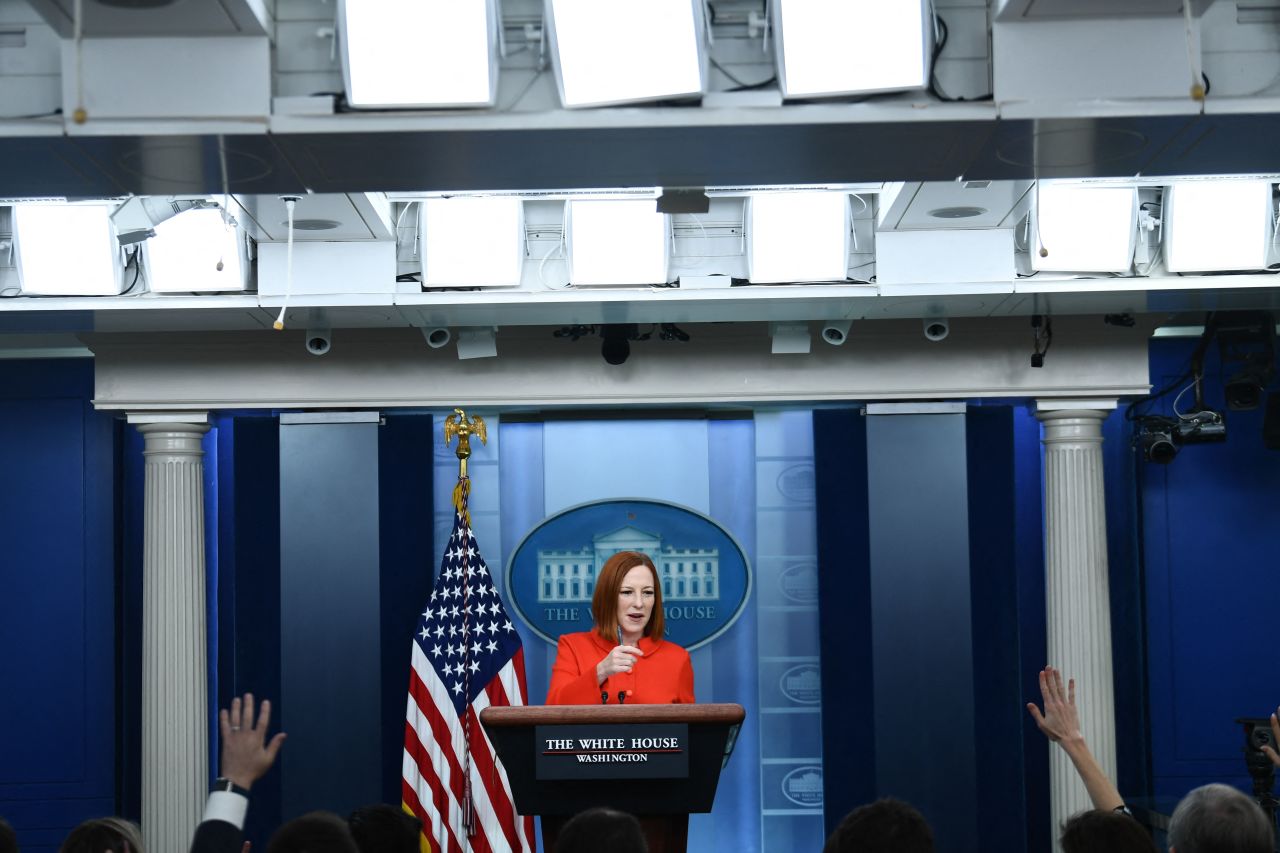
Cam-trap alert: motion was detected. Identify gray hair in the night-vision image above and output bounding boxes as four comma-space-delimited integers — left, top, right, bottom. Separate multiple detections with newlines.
1167, 783, 1272, 853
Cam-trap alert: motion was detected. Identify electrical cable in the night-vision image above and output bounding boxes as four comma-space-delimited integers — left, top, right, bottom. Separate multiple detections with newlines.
72, 0, 87, 124
1126, 315, 1217, 420
0, 108, 62, 121
538, 240, 567, 289
708, 57, 777, 92
928, 15, 994, 103
273, 197, 299, 330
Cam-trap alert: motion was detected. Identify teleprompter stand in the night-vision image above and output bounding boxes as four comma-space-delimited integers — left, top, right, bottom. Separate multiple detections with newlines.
480, 703, 745, 853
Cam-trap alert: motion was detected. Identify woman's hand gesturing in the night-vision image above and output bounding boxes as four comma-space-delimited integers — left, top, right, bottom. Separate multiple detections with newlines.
596, 645, 643, 685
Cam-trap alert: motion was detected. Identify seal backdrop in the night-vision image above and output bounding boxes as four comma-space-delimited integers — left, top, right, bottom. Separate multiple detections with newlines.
506, 498, 752, 651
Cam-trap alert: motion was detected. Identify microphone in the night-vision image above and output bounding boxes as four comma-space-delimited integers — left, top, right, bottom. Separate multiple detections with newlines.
601, 690, 609, 705
617, 690, 627, 705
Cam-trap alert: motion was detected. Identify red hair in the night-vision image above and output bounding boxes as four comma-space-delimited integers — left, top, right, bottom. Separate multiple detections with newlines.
591, 551, 665, 642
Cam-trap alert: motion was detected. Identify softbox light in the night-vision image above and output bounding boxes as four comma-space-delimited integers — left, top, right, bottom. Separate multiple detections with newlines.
546, 0, 707, 107
1032, 183, 1138, 273
14, 203, 124, 296
1163, 180, 1273, 272
747, 192, 851, 283
339, 0, 500, 108
772, 0, 931, 99
566, 199, 669, 285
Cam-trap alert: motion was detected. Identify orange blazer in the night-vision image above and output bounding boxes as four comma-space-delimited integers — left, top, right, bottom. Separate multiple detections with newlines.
546, 630, 695, 705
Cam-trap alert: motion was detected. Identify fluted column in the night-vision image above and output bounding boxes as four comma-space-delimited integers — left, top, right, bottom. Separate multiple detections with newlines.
133, 416, 211, 853
1036, 404, 1116, 842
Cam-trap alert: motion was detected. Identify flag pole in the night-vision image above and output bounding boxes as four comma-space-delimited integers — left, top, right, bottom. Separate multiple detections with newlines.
443, 408, 487, 844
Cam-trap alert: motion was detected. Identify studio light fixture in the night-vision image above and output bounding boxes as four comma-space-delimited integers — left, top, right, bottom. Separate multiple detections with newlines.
747, 192, 851, 283
422, 327, 452, 349
420, 197, 524, 287
566, 199, 669, 285
14, 203, 124, 296
456, 326, 498, 360
338, 0, 500, 108
770, 321, 811, 354
821, 319, 852, 346
144, 207, 247, 293
546, 0, 706, 107
111, 196, 221, 246
1032, 183, 1138, 273
1163, 180, 1273, 272
772, 0, 931, 98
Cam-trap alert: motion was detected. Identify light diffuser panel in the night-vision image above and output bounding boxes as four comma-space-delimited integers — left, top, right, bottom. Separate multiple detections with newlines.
1163, 181, 1273, 272
14, 203, 123, 295
747, 193, 851, 283
566, 200, 669, 285
421, 197, 525, 287
146, 207, 247, 293
339, 0, 498, 108
547, 0, 705, 107
773, 0, 931, 98
1032, 184, 1138, 273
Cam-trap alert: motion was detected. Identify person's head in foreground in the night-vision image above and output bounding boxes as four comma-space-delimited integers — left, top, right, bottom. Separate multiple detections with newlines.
1060, 810, 1158, 853
59, 817, 143, 853
0, 818, 19, 853
348, 804, 422, 853
592, 551, 665, 644
556, 807, 647, 853
267, 811, 359, 853
1167, 783, 1273, 853
822, 798, 934, 853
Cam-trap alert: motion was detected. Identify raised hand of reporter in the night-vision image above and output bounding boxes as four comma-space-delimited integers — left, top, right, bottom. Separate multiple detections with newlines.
220, 693, 287, 791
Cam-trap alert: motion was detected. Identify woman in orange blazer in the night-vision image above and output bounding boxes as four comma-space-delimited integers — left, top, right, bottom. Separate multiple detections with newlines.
546, 550, 695, 705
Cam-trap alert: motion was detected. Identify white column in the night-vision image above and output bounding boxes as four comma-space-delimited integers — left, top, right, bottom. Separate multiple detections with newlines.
1036, 403, 1117, 840
132, 414, 211, 853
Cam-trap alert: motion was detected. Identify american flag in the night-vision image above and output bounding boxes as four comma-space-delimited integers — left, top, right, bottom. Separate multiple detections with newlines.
402, 503, 535, 853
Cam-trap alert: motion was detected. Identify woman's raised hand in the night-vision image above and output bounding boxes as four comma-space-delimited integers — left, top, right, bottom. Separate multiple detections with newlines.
596, 645, 643, 684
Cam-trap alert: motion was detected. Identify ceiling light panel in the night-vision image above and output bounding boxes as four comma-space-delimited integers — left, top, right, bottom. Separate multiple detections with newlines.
14, 203, 124, 295
1032, 183, 1137, 272
420, 197, 525, 287
747, 192, 851, 283
1163, 180, 1273, 272
145, 207, 247, 293
773, 0, 931, 98
547, 0, 706, 107
339, 0, 499, 108
566, 200, 669, 285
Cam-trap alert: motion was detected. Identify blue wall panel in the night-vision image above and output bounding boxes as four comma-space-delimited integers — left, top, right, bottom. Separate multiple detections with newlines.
223, 415, 283, 848
279, 418, 383, 818
866, 411, 977, 853
966, 406, 1030, 853
1142, 338, 1280, 799
0, 360, 116, 853
814, 409, 876, 832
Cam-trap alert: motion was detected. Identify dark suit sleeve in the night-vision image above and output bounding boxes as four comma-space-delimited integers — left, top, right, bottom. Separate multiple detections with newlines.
189, 819, 244, 853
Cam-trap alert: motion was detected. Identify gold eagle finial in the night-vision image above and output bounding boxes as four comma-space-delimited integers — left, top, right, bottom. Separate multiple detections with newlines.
444, 410, 487, 520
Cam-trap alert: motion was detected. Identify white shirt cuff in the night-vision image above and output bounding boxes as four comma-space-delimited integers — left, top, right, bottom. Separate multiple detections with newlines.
203, 791, 249, 828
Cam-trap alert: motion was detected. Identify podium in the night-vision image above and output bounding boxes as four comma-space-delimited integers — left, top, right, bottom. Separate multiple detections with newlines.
480, 703, 745, 853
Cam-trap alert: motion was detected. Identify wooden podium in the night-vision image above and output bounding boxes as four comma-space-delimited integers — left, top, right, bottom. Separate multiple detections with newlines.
480, 703, 745, 853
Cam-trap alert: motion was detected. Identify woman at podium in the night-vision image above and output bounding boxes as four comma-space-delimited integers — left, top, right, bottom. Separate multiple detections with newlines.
547, 551, 695, 705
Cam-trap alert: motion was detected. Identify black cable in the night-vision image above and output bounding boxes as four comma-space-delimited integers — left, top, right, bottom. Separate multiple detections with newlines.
121, 249, 143, 295
928, 16, 994, 103
0, 108, 61, 120
1125, 315, 1217, 421
709, 57, 777, 92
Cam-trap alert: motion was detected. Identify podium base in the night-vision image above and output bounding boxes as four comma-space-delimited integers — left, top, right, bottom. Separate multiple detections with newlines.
541, 813, 689, 853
